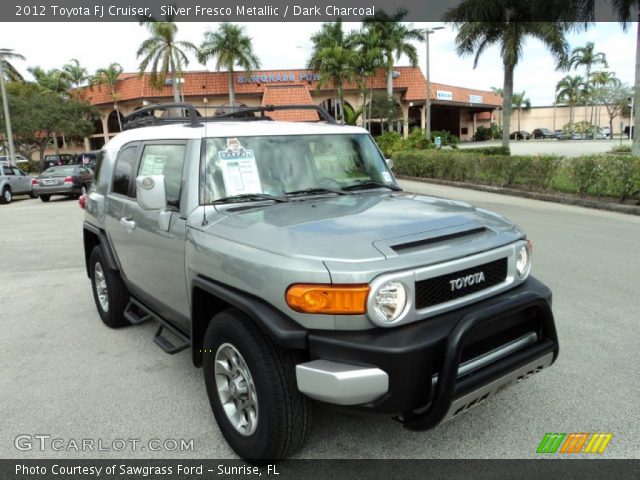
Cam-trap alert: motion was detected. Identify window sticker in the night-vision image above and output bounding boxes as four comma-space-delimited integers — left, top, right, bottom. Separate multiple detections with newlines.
217, 138, 262, 196
139, 154, 167, 176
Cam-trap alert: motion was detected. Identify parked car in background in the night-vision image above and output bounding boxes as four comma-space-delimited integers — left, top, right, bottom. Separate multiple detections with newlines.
601, 127, 611, 139
70, 151, 100, 171
553, 130, 571, 140
42, 154, 75, 170
32, 165, 94, 202
0, 161, 35, 204
509, 131, 531, 140
624, 126, 634, 138
532, 128, 555, 139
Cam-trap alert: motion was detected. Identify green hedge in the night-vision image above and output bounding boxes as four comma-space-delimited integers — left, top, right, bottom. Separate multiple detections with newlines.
392, 150, 640, 202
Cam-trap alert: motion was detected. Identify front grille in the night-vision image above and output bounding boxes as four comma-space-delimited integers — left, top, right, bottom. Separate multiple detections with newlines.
415, 258, 508, 309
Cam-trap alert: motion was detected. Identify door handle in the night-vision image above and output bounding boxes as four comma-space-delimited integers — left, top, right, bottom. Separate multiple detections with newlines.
120, 217, 136, 231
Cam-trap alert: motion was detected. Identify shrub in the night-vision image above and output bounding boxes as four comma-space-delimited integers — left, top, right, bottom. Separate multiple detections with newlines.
375, 131, 403, 158
460, 146, 511, 156
404, 128, 434, 151
570, 156, 603, 196
431, 130, 459, 148
474, 123, 502, 141
603, 156, 640, 201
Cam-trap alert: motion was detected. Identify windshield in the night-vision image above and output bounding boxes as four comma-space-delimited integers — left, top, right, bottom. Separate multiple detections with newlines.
42, 166, 75, 176
200, 134, 393, 202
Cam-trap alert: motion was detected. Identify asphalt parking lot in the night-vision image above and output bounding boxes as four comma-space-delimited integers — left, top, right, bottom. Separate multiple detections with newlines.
459, 138, 630, 157
1, 186, 639, 460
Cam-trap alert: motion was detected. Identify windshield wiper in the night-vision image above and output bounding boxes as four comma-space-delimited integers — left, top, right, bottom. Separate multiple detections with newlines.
285, 187, 348, 196
342, 181, 402, 192
211, 193, 287, 205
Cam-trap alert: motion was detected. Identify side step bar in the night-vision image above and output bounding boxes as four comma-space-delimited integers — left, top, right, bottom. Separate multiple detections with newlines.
153, 324, 190, 355
124, 298, 190, 355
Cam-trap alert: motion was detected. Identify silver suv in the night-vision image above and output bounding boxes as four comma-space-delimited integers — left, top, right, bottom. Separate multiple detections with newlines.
83, 104, 558, 460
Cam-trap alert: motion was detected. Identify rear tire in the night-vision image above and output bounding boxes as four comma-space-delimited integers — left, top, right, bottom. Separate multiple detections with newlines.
1, 187, 12, 204
40, 195, 50, 202
89, 246, 130, 328
203, 309, 311, 460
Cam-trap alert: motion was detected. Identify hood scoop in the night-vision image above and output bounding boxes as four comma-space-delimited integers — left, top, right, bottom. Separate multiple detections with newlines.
391, 226, 488, 254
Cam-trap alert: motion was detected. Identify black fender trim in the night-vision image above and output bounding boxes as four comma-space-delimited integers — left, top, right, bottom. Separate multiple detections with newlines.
83, 221, 119, 273
192, 275, 308, 350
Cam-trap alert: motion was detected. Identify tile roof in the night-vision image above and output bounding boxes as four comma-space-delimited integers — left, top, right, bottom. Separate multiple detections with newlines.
261, 85, 318, 121
80, 67, 502, 109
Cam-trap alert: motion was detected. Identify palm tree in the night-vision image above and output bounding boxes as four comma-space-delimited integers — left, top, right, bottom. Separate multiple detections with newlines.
313, 45, 355, 123
137, 21, 198, 103
444, 2, 569, 148
556, 75, 585, 130
0, 48, 24, 82
93, 62, 124, 131
612, 0, 640, 154
199, 23, 260, 107
0, 48, 24, 165
363, 9, 423, 99
347, 30, 383, 130
63, 58, 88, 99
28, 66, 70, 95
511, 91, 531, 134
566, 42, 607, 129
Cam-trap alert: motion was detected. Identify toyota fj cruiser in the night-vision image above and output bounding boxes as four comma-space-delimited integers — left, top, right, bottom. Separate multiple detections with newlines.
83, 103, 558, 460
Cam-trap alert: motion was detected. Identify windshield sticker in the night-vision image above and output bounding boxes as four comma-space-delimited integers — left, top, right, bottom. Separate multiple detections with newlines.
382, 171, 393, 183
217, 139, 262, 196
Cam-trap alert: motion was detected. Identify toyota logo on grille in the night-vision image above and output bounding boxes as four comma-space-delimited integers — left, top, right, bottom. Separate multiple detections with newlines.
449, 272, 485, 291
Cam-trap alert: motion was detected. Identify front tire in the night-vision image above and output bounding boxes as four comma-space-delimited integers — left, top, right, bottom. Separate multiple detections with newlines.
203, 309, 311, 460
1, 187, 12, 204
89, 246, 130, 328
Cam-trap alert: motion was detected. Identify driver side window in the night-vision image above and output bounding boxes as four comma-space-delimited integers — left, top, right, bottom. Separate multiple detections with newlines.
138, 144, 186, 209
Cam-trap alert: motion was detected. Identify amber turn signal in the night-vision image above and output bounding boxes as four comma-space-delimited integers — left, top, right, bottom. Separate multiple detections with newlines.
285, 284, 370, 314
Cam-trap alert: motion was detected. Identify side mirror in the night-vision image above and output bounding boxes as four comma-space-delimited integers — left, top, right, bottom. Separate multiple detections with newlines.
136, 175, 167, 210
385, 158, 394, 170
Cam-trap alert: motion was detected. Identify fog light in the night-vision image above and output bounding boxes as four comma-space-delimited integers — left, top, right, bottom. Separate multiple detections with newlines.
516, 244, 531, 278
372, 281, 407, 324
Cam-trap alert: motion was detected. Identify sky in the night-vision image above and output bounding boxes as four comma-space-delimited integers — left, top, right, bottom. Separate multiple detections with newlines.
0, 22, 635, 106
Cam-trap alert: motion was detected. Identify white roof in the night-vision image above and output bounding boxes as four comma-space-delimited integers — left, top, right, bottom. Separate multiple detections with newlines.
105, 121, 368, 152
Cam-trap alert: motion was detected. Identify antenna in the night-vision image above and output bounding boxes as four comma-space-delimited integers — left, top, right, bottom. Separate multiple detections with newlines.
202, 98, 208, 226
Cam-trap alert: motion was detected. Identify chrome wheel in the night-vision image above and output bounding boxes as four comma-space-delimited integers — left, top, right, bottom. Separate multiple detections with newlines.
3, 188, 11, 203
215, 343, 258, 436
94, 262, 109, 312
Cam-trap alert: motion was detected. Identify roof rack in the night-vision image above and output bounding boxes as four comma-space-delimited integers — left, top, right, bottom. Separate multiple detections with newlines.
122, 103, 336, 130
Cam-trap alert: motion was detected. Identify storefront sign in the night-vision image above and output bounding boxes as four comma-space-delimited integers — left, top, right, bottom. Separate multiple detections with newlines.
436, 90, 453, 101
469, 94, 483, 103
237, 72, 320, 84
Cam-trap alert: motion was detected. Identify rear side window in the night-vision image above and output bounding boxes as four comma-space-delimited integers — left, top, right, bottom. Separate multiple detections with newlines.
112, 145, 138, 196
138, 144, 186, 208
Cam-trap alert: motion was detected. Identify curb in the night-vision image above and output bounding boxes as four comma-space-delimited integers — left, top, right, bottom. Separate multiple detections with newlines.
396, 175, 640, 217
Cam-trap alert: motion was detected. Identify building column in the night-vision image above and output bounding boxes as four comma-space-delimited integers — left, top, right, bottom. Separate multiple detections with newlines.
101, 115, 109, 144
84, 137, 91, 151
420, 105, 426, 131
472, 113, 477, 140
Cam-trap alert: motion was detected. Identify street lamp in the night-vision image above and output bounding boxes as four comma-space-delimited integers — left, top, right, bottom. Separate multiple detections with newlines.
422, 26, 444, 142
0, 52, 17, 167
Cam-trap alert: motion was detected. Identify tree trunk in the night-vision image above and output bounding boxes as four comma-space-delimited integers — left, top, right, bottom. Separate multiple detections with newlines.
517, 109, 521, 132
386, 66, 393, 98
228, 68, 235, 107
633, 18, 640, 155
170, 60, 181, 104
501, 63, 514, 149
569, 104, 574, 130
113, 98, 123, 132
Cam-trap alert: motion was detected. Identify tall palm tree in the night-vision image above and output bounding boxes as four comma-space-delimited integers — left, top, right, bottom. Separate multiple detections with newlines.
556, 75, 585, 130
137, 21, 198, 103
346, 30, 383, 130
363, 9, 423, 99
0, 48, 24, 165
28, 66, 70, 96
308, 21, 351, 120
199, 23, 260, 107
63, 58, 88, 99
612, 0, 640, 153
0, 48, 24, 82
512, 91, 531, 133
313, 45, 355, 123
566, 42, 607, 132
444, 2, 569, 148
93, 62, 124, 131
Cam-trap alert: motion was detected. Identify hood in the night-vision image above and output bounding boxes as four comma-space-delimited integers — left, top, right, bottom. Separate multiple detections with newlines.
202, 192, 521, 262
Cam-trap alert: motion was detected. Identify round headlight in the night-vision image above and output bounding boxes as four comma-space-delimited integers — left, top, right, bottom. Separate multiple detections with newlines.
516, 244, 531, 278
372, 281, 407, 324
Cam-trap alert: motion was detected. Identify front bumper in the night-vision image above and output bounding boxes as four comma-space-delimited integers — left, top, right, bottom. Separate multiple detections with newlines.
295, 276, 558, 429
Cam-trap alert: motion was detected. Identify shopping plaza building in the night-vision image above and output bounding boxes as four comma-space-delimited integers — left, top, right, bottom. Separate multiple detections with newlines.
79, 66, 503, 150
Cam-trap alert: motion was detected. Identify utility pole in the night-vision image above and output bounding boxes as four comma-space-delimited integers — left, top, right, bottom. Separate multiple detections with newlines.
423, 26, 444, 142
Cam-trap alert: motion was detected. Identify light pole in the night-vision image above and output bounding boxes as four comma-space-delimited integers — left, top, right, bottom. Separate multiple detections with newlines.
423, 26, 444, 142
